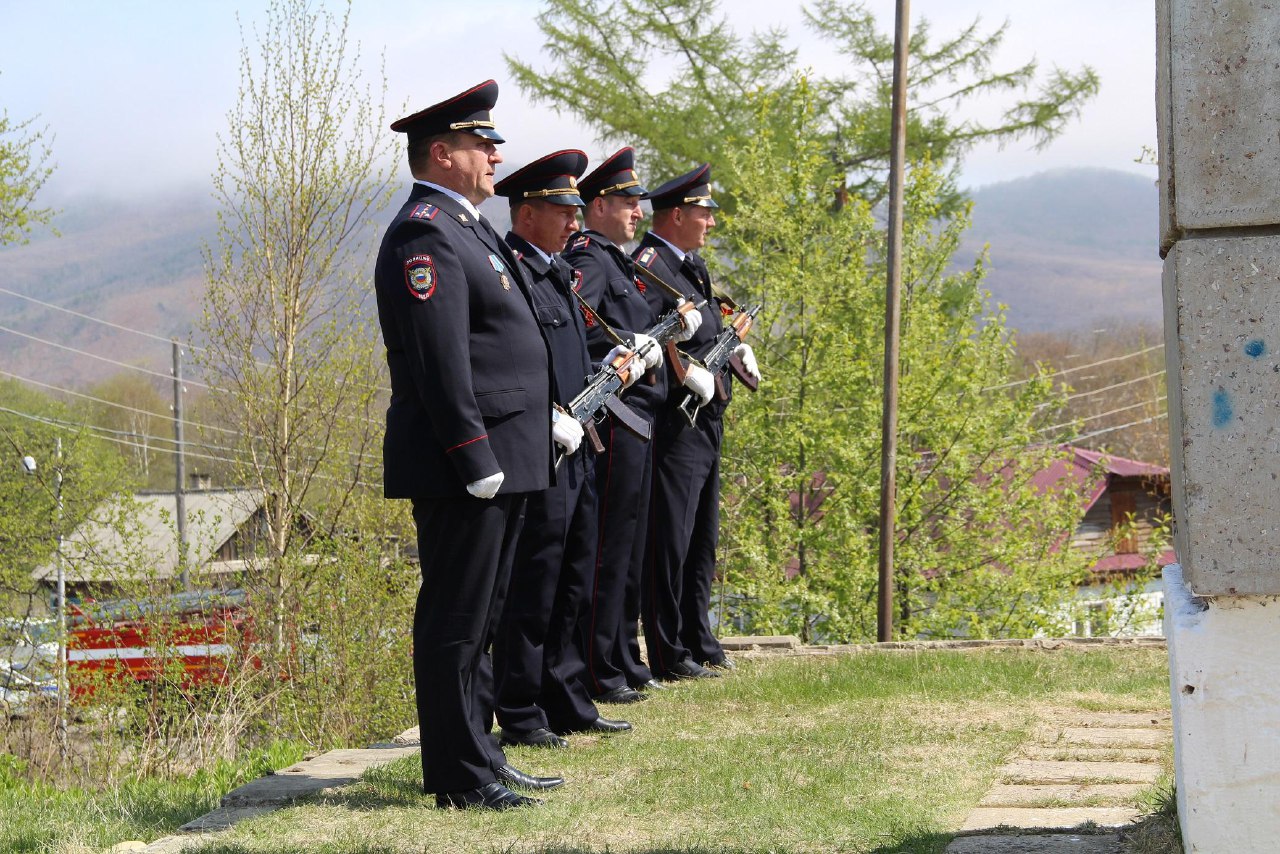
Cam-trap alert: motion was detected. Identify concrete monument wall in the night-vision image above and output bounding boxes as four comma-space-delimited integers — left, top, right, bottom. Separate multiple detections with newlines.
1159, 1, 1280, 849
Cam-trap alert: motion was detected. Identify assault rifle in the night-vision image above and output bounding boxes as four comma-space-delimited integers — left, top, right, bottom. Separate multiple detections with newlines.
556, 348, 650, 469
556, 274, 708, 468
675, 303, 761, 426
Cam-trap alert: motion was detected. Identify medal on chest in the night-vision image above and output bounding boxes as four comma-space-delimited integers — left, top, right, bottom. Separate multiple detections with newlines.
488, 254, 511, 291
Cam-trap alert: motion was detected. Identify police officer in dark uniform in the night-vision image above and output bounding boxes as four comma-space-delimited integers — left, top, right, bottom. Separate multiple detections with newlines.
634, 163, 760, 681
563, 148, 702, 704
490, 150, 636, 747
374, 80, 566, 810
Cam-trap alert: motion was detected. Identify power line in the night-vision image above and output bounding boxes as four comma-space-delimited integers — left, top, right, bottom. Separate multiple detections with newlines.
0, 404, 383, 490
0, 286, 393, 395
0, 323, 215, 389
1063, 370, 1166, 403
987, 343, 1165, 392
1063, 412, 1169, 445
0, 368, 240, 436
1036, 395, 1168, 436
0, 285, 188, 347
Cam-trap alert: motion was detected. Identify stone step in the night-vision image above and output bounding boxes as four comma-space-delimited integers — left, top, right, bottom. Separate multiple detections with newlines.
946, 832, 1121, 853
1055, 712, 1170, 729
1001, 760, 1162, 785
961, 806, 1141, 832
1045, 727, 1171, 749
980, 782, 1147, 808
220, 746, 420, 807
1019, 745, 1164, 763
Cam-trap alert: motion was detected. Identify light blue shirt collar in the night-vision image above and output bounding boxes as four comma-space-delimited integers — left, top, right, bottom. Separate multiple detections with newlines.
414, 179, 481, 221
648, 231, 686, 262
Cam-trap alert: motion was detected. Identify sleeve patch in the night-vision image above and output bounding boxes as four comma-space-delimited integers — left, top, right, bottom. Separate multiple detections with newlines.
636, 247, 657, 267
409, 204, 439, 221
572, 270, 584, 293
405, 254, 437, 300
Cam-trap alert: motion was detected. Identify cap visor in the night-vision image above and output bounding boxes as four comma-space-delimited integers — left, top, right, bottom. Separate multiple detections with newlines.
543, 193, 586, 207
471, 128, 506, 143
620, 184, 648, 197
691, 198, 719, 208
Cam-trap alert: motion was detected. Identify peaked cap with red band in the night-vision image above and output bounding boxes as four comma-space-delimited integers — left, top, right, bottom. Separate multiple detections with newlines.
493, 149, 589, 207
578, 146, 648, 201
390, 79, 505, 144
646, 163, 719, 210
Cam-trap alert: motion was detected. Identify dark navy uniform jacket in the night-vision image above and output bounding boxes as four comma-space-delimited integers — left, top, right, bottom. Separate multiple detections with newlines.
375, 184, 554, 499
563, 229, 665, 414
506, 232, 593, 411
632, 231, 732, 420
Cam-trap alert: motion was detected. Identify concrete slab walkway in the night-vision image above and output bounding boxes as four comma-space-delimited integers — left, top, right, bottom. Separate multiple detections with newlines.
945, 709, 1172, 853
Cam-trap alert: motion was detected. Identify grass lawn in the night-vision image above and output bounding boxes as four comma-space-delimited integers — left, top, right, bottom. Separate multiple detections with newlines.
175, 646, 1172, 854
0, 740, 308, 854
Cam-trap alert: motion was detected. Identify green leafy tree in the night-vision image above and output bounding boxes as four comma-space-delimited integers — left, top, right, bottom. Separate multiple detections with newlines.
198, 0, 401, 694
0, 78, 55, 245
709, 83, 1091, 640
507, 0, 1099, 206
0, 381, 134, 618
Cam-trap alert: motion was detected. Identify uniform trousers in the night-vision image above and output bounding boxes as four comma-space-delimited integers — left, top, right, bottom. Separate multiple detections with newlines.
582, 414, 655, 695
643, 412, 726, 675
411, 493, 526, 794
494, 454, 601, 733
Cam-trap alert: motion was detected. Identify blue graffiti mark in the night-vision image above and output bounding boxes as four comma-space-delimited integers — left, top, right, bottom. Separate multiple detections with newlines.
1213, 388, 1233, 428
1245, 339, 1266, 359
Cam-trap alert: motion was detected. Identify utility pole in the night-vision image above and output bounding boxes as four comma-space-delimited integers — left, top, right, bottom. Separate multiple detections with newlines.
53, 437, 67, 761
877, 0, 910, 643
172, 339, 189, 590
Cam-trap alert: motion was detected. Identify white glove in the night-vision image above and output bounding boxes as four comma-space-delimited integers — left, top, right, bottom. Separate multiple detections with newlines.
682, 363, 715, 405
603, 344, 644, 388
735, 342, 761, 382
674, 299, 702, 342
466, 471, 504, 499
633, 333, 663, 370
552, 409, 584, 455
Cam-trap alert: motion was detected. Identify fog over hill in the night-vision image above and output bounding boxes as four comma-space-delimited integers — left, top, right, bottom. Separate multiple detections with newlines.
961, 167, 1162, 334
0, 168, 1160, 391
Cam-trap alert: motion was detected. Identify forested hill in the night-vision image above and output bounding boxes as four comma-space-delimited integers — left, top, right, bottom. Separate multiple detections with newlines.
960, 167, 1163, 333
0, 168, 1161, 388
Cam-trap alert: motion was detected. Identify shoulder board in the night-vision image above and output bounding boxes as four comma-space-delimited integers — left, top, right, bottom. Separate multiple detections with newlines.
635, 246, 658, 268
569, 235, 592, 251
408, 203, 440, 222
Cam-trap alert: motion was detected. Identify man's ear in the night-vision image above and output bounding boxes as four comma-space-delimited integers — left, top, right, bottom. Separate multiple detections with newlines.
430, 139, 453, 170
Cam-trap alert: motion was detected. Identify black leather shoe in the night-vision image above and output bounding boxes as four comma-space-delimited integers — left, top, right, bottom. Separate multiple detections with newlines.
435, 782, 541, 810
499, 727, 569, 749
594, 685, 646, 704
554, 716, 633, 736
634, 678, 668, 691
660, 659, 720, 680
584, 716, 632, 734
703, 656, 736, 671
496, 763, 565, 791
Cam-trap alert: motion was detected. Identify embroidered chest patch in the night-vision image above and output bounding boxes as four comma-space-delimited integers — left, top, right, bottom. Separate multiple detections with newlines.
636, 247, 657, 267
404, 254, 437, 301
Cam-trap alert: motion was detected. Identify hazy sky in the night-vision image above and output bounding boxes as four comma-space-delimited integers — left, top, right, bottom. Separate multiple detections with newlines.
0, 1, 1156, 201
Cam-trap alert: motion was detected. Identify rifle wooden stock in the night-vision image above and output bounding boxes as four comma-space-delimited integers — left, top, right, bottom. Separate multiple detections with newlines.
665, 339, 688, 383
